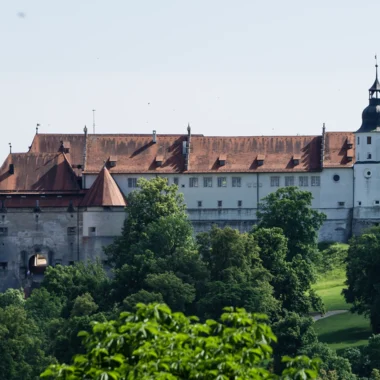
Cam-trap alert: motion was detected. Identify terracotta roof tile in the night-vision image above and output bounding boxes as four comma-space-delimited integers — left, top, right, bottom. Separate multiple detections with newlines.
29, 134, 85, 175
0, 152, 81, 192
323, 132, 355, 168
81, 166, 126, 207
83, 134, 328, 173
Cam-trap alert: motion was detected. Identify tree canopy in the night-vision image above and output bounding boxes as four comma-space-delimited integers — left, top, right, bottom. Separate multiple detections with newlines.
41, 303, 320, 380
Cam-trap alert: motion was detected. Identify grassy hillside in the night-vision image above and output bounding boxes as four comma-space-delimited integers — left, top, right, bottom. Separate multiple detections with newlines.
312, 245, 372, 351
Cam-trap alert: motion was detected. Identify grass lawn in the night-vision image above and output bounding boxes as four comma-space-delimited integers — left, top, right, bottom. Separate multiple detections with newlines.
312, 268, 349, 311
313, 264, 372, 351
314, 312, 372, 352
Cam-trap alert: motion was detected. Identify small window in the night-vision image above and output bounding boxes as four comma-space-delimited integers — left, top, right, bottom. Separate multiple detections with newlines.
311, 176, 320, 187
375, 200, 380, 205
181, 184, 185, 188
67, 227, 76, 235
0, 227, 8, 236
299, 176, 308, 187
203, 177, 213, 187
88, 227, 96, 236
232, 177, 241, 188
128, 178, 137, 188
197, 201, 202, 207
368, 153, 372, 159
237, 200, 242, 207
270, 176, 280, 187
338, 201, 345, 207
285, 176, 294, 186
367, 136, 372, 144
358, 201, 362, 206
333, 174, 340, 182
217, 177, 227, 187
69, 261, 75, 266
173, 177, 179, 185
217, 200, 222, 207
358, 136, 360, 145
189, 177, 198, 188
0, 262, 8, 270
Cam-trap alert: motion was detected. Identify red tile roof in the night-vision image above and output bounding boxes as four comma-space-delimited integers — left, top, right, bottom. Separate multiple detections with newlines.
323, 132, 355, 168
0, 152, 81, 192
29, 134, 85, 175
83, 134, 335, 173
81, 166, 126, 207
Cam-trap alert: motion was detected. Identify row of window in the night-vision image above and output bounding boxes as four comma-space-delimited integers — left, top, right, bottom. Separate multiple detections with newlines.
127, 176, 321, 188
271, 176, 320, 187
197, 200, 243, 208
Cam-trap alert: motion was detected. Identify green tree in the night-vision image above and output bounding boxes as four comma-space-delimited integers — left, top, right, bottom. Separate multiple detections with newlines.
197, 226, 280, 319
0, 288, 25, 308
71, 293, 99, 317
257, 187, 326, 261
0, 304, 53, 379
343, 226, 380, 333
42, 260, 111, 315
106, 177, 187, 269
41, 303, 320, 379
273, 312, 318, 372
299, 343, 356, 380
252, 227, 324, 315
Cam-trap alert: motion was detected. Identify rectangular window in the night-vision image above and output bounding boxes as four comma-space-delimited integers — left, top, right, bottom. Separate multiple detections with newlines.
0, 227, 8, 236
189, 177, 198, 188
270, 176, 280, 187
67, 227, 76, 235
285, 176, 294, 186
368, 136, 372, 144
198, 201, 202, 207
217, 177, 227, 187
338, 201, 345, 207
311, 176, 321, 187
203, 177, 213, 187
128, 178, 137, 188
173, 177, 179, 185
368, 153, 372, 159
232, 177, 241, 187
238, 200, 242, 207
299, 176, 308, 187
358, 136, 360, 145
88, 227, 96, 236
218, 200, 222, 207
0, 262, 8, 270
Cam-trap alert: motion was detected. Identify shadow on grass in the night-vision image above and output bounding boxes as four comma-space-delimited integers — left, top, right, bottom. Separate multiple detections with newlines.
318, 326, 370, 345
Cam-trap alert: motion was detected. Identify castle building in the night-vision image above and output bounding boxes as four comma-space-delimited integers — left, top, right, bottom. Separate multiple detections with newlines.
0, 70, 378, 290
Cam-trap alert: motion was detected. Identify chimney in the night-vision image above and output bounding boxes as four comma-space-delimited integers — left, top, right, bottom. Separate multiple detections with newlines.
321, 123, 326, 169
152, 130, 157, 143
83, 126, 88, 188
185, 123, 191, 171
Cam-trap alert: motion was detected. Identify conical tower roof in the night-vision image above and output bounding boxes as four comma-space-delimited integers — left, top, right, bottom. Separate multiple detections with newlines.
81, 166, 126, 207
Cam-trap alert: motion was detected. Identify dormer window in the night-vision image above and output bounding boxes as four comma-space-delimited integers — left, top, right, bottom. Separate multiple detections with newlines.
109, 156, 117, 167
293, 154, 301, 166
155, 155, 164, 167
257, 154, 265, 166
347, 137, 353, 149
218, 154, 226, 166
62, 141, 71, 154
347, 149, 354, 162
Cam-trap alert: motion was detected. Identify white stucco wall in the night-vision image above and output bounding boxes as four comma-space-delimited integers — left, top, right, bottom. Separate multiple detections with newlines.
82, 209, 126, 237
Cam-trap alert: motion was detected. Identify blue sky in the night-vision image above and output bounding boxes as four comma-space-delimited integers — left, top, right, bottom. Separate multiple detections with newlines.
0, 0, 378, 159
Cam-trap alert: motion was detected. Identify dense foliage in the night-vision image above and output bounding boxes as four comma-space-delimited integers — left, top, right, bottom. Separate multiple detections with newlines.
343, 226, 380, 333
41, 303, 320, 380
